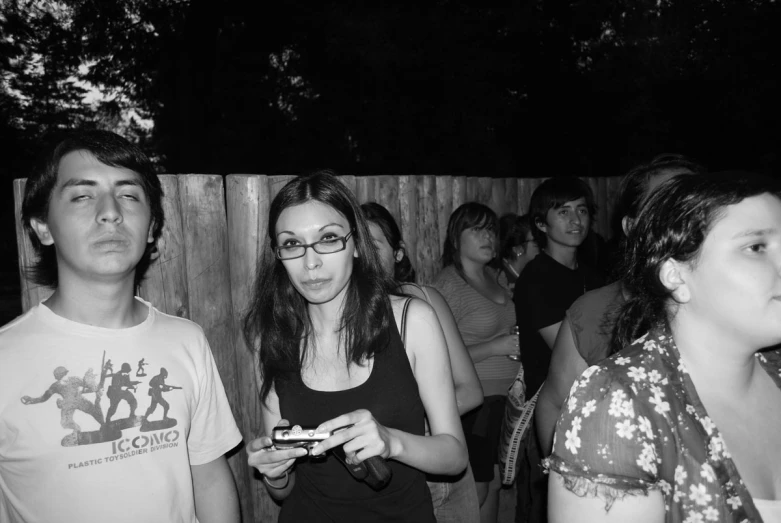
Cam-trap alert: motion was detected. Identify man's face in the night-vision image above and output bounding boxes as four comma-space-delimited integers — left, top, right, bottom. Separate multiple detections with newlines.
31, 150, 154, 287
538, 197, 590, 249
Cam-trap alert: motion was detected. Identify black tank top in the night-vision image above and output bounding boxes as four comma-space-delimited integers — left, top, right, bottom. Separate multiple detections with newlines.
276, 300, 435, 522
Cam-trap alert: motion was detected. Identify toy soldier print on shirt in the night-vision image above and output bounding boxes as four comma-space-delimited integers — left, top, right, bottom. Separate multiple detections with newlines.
141, 368, 182, 432
20, 352, 181, 447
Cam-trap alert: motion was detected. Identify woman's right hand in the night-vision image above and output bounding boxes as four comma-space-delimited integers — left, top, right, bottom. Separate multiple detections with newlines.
493, 333, 521, 358
247, 421, 309, 481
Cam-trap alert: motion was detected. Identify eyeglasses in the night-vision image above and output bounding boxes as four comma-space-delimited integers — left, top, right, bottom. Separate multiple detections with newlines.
275, 230, 355, 260
521, 239, 538, 246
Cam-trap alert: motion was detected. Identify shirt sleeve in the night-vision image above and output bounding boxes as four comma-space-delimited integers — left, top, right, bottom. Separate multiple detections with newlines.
546, 363, 667, 508
187, 333, 243, 466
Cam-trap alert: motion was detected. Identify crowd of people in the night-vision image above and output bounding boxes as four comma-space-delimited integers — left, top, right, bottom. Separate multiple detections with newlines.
0, 129, 779, 523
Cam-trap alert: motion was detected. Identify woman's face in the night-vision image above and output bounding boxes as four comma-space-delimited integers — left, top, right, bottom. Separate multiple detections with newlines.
458, 224, 496, 266
677, 193, 781, 349
275, 200, 357, 306
368, 221, 396, 278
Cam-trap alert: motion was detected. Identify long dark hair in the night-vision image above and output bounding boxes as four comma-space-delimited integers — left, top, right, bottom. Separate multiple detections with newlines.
441, 202, 498, 274
610, 171, 781, 354
360, 202, 416, 283
243, 171, 397, 404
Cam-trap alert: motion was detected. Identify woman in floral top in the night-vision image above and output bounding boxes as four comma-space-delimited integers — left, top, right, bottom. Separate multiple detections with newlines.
547, 172, 781, 523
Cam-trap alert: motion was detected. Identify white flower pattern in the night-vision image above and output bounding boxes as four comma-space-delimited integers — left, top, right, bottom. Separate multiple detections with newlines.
545, 328, 781, 523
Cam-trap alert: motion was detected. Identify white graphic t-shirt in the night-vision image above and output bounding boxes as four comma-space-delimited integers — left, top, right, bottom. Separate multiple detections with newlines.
0, 298, 243, 523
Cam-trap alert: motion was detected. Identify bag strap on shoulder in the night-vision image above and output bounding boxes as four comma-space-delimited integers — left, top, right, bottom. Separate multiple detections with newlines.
400, 297, 412, 346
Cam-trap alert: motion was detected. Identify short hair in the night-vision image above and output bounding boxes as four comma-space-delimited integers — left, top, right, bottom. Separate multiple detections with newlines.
441, 202, 498, 273
360, 202, 416, 283
243, 170, 397, 404
611, 171, 781, 354
21, 130, 164, 289
528, 178, 596, 247
496, 213, 533, 261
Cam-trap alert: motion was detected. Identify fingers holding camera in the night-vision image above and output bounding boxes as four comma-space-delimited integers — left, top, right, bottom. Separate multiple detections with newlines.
246, 434, 307, 480
310, 409, 395, 462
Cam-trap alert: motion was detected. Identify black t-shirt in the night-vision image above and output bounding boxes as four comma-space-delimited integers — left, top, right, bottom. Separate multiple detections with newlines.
513, 252, 605, 396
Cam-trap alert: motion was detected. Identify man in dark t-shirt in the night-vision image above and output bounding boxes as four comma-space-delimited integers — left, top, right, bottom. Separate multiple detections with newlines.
514, 246, 604, 397
512, 178, 604, 523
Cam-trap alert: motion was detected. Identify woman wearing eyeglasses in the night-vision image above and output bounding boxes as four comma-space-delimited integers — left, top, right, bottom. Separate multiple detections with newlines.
244, 171, 467, 522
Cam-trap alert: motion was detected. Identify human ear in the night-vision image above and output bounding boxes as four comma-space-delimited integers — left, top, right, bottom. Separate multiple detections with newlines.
534, 218, 547, 234
394, 242, 405, 263
147, 219, 156, 244
621, 216, 633, 236
512, 245, 525, 259
659, 259, 690, 303
30, 218, 54, 246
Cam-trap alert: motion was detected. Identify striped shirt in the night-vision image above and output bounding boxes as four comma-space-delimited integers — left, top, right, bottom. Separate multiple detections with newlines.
433, 265, 520, 397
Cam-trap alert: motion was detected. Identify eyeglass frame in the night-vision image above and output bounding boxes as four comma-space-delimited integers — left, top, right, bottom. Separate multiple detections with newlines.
274, 230, 356, 260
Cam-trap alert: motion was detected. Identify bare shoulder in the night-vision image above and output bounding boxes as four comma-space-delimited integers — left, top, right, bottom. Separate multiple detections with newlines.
390, 294, 437, 328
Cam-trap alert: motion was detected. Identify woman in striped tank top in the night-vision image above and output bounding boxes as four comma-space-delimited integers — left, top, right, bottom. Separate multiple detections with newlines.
433, 202, 524, 523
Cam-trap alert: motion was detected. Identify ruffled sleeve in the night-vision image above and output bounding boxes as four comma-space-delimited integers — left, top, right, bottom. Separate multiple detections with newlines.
546, 360, 671, 510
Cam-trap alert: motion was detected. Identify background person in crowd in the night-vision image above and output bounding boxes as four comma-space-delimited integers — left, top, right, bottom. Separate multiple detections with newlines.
244, 172, 467, 522
494, 213, 540, 293
0, 130, 241, 523
512, 177, 605, 523
547, 172, 781, 523
433, 202, 520, 523
362, 201, 483, 523
535, 154, 705, 456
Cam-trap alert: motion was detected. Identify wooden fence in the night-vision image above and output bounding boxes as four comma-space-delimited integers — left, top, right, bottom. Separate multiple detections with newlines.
13, 174, 622, 523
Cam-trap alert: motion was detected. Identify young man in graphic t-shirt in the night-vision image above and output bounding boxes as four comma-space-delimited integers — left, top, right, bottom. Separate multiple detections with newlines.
512, 177, 604, 523
0, 130, 242, 523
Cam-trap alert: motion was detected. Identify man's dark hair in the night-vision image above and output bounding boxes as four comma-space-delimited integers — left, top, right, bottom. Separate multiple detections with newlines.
528, 178, 596, 248
21, 129, 164, 289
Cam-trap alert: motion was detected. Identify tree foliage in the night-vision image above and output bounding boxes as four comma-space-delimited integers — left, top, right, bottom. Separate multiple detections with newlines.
1, 0, 779, 183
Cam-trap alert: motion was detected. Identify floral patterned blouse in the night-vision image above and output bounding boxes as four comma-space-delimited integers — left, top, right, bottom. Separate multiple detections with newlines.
546, 327, 781, 523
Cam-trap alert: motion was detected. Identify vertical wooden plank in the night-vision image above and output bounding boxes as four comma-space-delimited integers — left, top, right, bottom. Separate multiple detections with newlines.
338, 174, 357, 196
452, 176, 467, 211
516, 179, 536, 216
466, 177, 492, 206
226, 174, 278, 523
354, 176, 376, 204
466, 177, 479, 203
138, 175, 189, 318
178, 175, 251, 523
504, 178, 520, 216
398, 175, 418, 283
375, 175, 401, 227
268, 175, 297, 200
13, 179, 53, 311
435, 176, 454, 259
415, 175, 440, 285
490, 178, 507, 216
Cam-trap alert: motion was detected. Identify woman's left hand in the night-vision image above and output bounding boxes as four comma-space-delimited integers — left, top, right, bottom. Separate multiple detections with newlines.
309, 409, 396, 465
